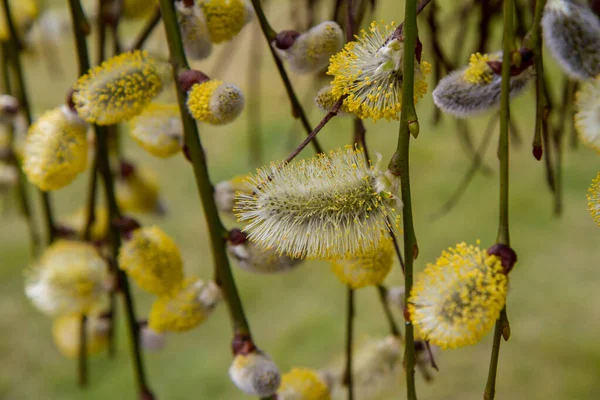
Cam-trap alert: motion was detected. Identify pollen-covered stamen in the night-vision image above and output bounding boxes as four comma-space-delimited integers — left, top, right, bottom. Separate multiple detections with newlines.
72, 50, 163, 125
22, 106, 89, 191
175, 0, 213, 60
235, 146, 399, 260
186, 79, 245, 125
408, 242, 508, 349
463, 52, 497, 84
587, 172, 600, 226
542, 0, 600, 80
314, 85, 352, 115
148, 278, 222, 333
129, 103, 183, 158
574, 78, 600, 153
275, 21, 344, 74
327, 21, 431, 122
229, 351, 281, 397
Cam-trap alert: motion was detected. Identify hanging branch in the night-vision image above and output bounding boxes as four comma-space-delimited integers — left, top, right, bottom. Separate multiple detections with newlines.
67, 0, 153, 396
249, 0, 324, 154
386, 0, 420, 397
342, 287, 355, 400
131, 6, 162, 50
2, 0, 56, 246
484, 0, 514, 398
247, 20, 264, 167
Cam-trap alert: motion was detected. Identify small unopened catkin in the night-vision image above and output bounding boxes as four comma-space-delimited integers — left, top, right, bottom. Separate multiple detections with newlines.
228, 240, 303, 274
276, 21, 343, 73
229, 352, 281, 397
542, 0, 600, 80
214, 175, 252, 214
574, 77, 600, 153
23, 106, 88, 191
186, 79, 244, 125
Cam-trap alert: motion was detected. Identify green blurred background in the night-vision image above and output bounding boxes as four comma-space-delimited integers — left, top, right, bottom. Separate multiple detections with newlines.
1, 0, 600, 399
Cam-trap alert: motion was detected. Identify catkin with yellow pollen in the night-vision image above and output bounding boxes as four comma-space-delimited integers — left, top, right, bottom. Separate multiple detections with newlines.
235, 146, 400, 260
186, 79, 245, 125
22, 106, 88, 191
72, 50, 163, 125
408, 242, 508, 349
278, 368, 331, 400
330, 237, 394, 289
200, 0, 252, 44
52, 313, 109, 359
276, 21, 343, 74
119, 226, 184, 296
62, 206, 110, 241
587, 172, 600, 226
148, 278, 222, 333
326, 21, 431, 122
432, 51, 533, 118
25, 240, 109, 316
575, 78, 600, 153
0, 0, 39, 41
314, 85, 352, 115
129, 103, 183, 158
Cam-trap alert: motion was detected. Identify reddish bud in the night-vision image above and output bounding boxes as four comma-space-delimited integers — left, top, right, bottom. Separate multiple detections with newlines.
139, 387, 156, 400
112, 216, 141, 239
274, 30, 301, 50
178, 69, 210, 93
532, 145, 543, 160
228, 229, 248, 245
487, 243, 517, 274
54, 224, 78, 239
403, 305, 411, 321
119, 160, 136, 178
231, 333, 256, 355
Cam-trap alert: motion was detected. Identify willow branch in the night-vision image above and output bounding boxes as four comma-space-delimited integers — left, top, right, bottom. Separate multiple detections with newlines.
2, 0, 56, 246
67, 0, 152, 395
392, 0, 433, 37
78, 315, 88, 387
484, 0, 514, 397
131, 6, 162, 50
159, 0, 254, 338
386, 0, 420, 397
342, 287, 355, 400
376, 285, 401, 337
249, 0, 323, 154
247, 22, 263, 167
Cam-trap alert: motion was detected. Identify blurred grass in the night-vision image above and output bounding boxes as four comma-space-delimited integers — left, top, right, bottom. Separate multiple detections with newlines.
1, 0, 600, 399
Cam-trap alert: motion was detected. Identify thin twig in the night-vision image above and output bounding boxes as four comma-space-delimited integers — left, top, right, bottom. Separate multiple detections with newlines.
131, 6, 162, 50
392, 0, 433, 38
247, 21, 263, 167
342, 287, 355, 400
376, 285, 401, 337
78, 314, 88, 387
484, 0, 515, 397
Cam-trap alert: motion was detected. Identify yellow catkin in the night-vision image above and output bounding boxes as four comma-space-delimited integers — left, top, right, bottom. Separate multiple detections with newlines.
200, 0, 249, 44
62, 206, 110, 241
587, 172, 600, 226
129, 103, 183, 158
73, 50, 163, 125
123, 0, 157, 19
0, 0, 39, 41
575, 78, 600, 154
148, 278, 221, 332
330, 237, 394, 289
314, 85, 352, 115
278, 368, 331, 400
23, 106, 88, 191
52, 313, 108, 359
186, 79, 245, 125
116, 166, 162, 214
25, 240, 109, 316
327, 21, 431, 122
408, 242, 508, 349
119, 226, 184, 296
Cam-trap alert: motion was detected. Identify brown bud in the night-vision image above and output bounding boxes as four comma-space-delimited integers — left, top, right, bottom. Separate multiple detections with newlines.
228, 229, 248, 245
54, 224, 78, 239
112, 215, 141, 239
119, 160, 136, 178
532, 145, 543, 160
487, 243, 517, 274
403, 304, 411, 321
178, 69, 210, 93
139, 387, 156, 400
231, 333, 256, 356
274, 30, 301, 50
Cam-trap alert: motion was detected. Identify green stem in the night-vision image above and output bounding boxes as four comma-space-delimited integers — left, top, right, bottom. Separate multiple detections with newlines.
78, 314, 88, 387
2, 0, 56, 246
376, 285, 401, 337
249, 0, 323, 154
159, 0, 252, 337
484, 0, 514, 398
67, 0, 151, 395
387, 0, 420, 397
342, 287, 355, 400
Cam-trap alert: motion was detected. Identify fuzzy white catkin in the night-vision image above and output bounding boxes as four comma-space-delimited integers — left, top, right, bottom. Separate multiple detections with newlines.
227, 241, 303, 274
229, 352, 281, 397
140, 325, 167, 351
432, 52, 533, 118
276, 21, 344, 73
542, 0, 600, 80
